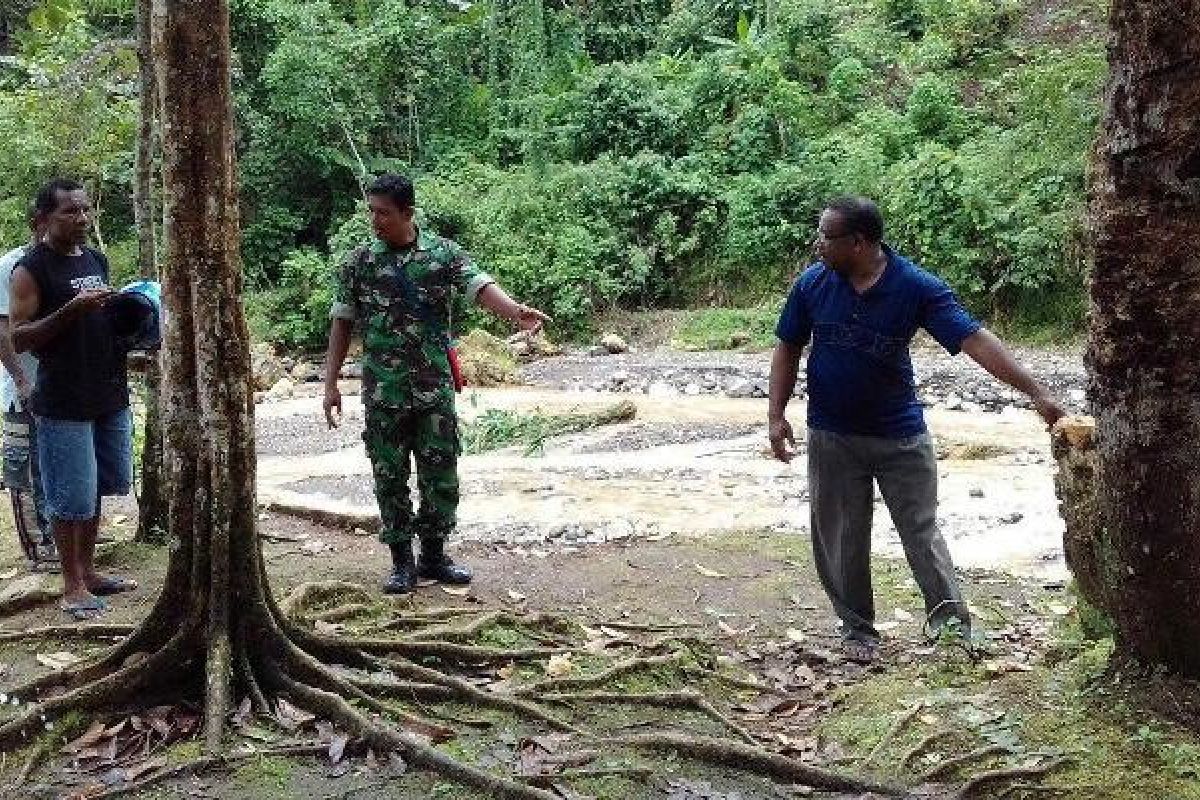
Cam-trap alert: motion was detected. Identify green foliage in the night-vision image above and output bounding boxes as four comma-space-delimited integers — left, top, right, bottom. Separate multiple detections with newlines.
460, 400, 634, 455
1, 0, 1104, 347
247, 248, 335, 350
671, 307, 779, 350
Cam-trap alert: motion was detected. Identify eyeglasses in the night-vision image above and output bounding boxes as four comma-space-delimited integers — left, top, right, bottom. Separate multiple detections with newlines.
814, 229, 857, 243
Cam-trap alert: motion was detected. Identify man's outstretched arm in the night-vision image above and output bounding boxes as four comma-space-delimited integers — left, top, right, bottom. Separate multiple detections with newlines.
960, 328, 1066, 426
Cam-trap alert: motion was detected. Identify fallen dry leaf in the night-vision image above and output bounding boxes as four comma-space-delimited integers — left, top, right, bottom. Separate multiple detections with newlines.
983, 659, 1035, 676
785, 628, 807, 643
544, 653, 575, 678
36, 651, 83, 671
329, 733, 350, 764
717, 620, 756, 636
125, 757, 165, 782
441, 586, 472, 597
63, 721, 108, 754
893, 608, 915, 622
693, 563, 727, 579
597, 626, 630, 640
1048, 603, 1073, 616
314, 619, 347, 636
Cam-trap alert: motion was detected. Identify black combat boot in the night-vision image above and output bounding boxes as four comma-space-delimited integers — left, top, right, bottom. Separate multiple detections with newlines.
382, 541, 417, 594
417, 538, 473, 585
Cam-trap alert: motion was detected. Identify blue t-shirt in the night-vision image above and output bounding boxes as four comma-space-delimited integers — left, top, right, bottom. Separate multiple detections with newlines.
775, 247, 981, 438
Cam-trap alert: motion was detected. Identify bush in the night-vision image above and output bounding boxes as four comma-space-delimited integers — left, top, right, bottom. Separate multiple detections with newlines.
247, 248, 335, 351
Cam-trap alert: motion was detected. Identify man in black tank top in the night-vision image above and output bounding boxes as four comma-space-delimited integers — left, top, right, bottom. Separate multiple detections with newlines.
9, 179, 138, 620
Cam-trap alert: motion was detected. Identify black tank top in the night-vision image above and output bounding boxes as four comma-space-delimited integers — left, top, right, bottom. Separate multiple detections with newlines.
19, 243, 129, 420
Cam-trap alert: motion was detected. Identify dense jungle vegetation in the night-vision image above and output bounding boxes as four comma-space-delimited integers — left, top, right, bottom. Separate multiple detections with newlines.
0, 0, 1105, 346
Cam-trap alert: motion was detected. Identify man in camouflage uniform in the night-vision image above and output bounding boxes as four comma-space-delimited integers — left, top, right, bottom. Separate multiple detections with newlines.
323, 174, 548, 594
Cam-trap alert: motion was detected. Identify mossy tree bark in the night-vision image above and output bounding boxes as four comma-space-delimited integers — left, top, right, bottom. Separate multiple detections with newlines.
133, 0, 167, 545
1087, 0, 1200, 673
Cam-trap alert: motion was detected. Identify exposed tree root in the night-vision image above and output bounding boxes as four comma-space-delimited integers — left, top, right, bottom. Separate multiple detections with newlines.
921, 744, 1012, 782
3, 735, 56, 795
83, 744, 327, 800
279, 581, 374, 619
311, 603, 373, 623
597, 620, 700, 633
520, 765, 655, 784
543, 689, 757, 745
515, 651, 686, 697
955, 757, 1071, 798
342, 636, 566, 662
364, 655, 585, 733
0, 623, 136, 643
863, 702, 924, 765
607, 732, 903, 795
404, 610, 515, 642
383, 606, 489, 628
272, 670, 558, 800
900, 729, 956, 768
686, 667, 795, 698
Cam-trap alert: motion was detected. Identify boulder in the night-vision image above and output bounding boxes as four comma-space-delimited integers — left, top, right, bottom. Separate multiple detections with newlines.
724, 377, 755, 398
266, 377, 295, 400
251, 343, 286, 391
600, 333, 628, 354
290, 361, 320, 383
457, 329, 518, 387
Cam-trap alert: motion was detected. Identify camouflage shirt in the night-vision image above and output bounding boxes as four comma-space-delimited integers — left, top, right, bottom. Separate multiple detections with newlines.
330, 230, 494, 411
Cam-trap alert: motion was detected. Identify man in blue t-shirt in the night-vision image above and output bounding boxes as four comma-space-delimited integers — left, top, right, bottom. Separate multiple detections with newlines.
768, 197, 1065, 661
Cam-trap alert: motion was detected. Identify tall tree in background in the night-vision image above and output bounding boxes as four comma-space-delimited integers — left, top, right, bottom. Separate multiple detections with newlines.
1087, 0, 1200, 674
133, 0, 166, 544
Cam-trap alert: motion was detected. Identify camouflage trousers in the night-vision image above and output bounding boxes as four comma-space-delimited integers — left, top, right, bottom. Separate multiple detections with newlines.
363, 402, 460, 546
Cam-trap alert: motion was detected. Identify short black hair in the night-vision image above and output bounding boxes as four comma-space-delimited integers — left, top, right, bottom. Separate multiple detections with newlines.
824, 196, 884, 243
366, 173, 415, 210
34, 178, 85, 215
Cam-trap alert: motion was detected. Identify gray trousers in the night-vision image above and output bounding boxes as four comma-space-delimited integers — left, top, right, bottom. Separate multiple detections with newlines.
807, 428, 968, 641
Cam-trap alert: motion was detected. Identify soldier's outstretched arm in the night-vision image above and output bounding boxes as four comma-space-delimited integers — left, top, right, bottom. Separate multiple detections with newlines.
475, 283, 550, 334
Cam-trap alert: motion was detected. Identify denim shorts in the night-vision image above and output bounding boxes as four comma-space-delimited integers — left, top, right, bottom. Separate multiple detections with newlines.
36, 407, 134, 522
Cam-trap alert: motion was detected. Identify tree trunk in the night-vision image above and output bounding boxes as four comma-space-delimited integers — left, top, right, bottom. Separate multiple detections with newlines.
1087, 0, 1200, 674
134, 0, 167, 544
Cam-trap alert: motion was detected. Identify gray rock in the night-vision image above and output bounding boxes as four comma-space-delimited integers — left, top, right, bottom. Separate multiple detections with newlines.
266, 377, 296, 400
251, 343, 286, 391
290, 361, 320, 383
600, 333, 628, 354
725, 378, 755, 398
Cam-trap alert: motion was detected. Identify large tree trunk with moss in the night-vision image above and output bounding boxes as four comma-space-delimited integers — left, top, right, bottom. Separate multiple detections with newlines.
133, 0, 167, 544
1087, 0, 1200, 674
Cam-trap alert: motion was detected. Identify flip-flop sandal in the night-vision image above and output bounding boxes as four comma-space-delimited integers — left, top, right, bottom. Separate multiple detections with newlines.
61, 596, 108, 621
90, 576, 138, 596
